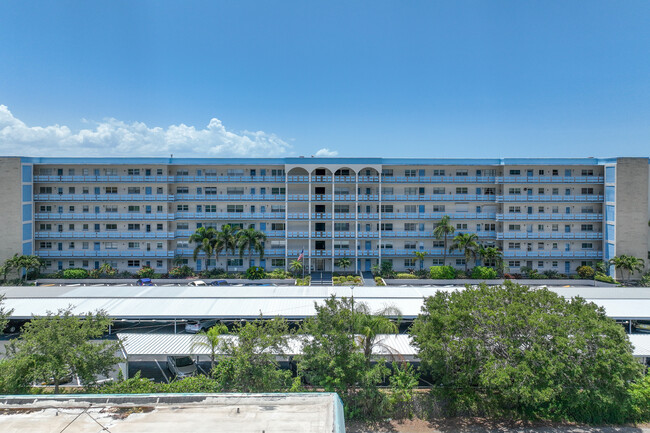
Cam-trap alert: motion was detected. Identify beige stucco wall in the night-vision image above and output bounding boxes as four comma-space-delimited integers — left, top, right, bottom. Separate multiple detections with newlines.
615, 157, 650, 277
0, 157, 24, 265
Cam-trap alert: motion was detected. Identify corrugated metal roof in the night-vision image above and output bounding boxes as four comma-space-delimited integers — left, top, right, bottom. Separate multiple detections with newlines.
3, 285, 650, 320
117, 333, 417, 358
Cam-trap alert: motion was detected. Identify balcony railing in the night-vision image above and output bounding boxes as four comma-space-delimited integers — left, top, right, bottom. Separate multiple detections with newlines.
496, 176, 604, 184
174, 194, 285, 201
35, 231, 175, 239
35, 194, 174, 201
35, 213, 174, 220
497, 195, 603, 202
34, 175, 287, 183
503, 251, 603, 258
496, 213, 603, 221
382, 194, 496, 201
381, 176, 496, 183
174, 212, 285, 220
36, 250, 175, 258
382, 212, 497, 220
497, 232, 603, 240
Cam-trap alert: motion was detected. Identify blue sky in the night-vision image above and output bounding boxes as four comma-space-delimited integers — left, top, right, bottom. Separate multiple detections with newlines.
0, 1, 649, 157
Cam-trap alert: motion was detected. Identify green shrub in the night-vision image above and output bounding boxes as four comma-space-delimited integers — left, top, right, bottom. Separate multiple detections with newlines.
395, 273, 418, 279
640, 273, 650, 288
135, 266, 155, 279
576, 265, 596, 279
244, 266, 265, 280
266, 268, 291, 279
168, 265, 195, 278
62, 268, 88, 279
470, 266, 497, 279
296, 276, 310, 286
375, 276, 385, 286
429, 266, 456, 279
595, 273, 617, 284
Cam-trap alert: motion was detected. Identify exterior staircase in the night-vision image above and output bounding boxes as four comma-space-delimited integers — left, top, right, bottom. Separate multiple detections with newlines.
310, 271, 333, 286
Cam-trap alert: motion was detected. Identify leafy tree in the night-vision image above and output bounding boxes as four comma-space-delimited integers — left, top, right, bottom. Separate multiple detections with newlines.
237, 228, 267, 267
478, 245, 503, 274
449, 233, 479, 273
189, 226, 218, 269
6, 308, 121, 393
576, 265, 595, 279
433, 215, 455, 266
353, 303, 400, 366
212, 317, 293, 393
215, 224, 239, 273
289, 259, 303, 277
335, 257, 351, 272
298, 296, 388, 420
388, 362, 420, 420
244, 266, 265, 280
191, 323, 229, 370
410, 282, 643, 423
610, 255, 646, 282
413, 251, 428, 271
0, 262, 12, 284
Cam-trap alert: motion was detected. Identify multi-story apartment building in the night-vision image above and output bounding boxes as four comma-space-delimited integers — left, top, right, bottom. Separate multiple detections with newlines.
1, 157, 648, 276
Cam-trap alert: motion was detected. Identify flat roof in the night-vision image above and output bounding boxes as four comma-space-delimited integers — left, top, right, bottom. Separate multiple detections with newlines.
3, 285, 650, 320
0, 393, 344, 433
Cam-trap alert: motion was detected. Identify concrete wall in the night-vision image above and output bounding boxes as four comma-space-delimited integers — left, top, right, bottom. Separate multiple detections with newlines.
0, 158, 24, 266
615, 158, 650, 277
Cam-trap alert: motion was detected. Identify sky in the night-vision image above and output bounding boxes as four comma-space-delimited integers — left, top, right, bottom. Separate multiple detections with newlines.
0, 1, 649, 158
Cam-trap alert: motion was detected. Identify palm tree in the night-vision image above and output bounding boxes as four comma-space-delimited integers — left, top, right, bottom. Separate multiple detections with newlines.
237, 228, 267, 267
188, 226, 218, 270
413, 251, 428, 271
609, 255, 646, 282
335, 257, 351, 272
449, 233, 480, 274
190, 323, 228, 370
353, 304, 402, 366
478, 246, 503, 269
433, 215, 455, 266
216, 224, 239, 273
289, 259, 303, 277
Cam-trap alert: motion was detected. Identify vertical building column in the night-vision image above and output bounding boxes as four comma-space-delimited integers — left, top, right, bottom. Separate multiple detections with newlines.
378, 170, 382, 267
284, 172, 289, 272
354, 173, 359, 274
331, 174, 335, 272
308, 174, 312, 275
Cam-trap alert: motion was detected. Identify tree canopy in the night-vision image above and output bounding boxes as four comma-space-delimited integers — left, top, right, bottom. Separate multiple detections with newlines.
410, 281, 643, 422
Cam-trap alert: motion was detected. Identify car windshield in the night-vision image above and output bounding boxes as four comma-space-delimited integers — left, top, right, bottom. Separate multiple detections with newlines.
175, 356, 194, 367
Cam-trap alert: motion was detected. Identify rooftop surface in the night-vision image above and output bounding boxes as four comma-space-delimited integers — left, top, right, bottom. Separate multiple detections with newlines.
0, 393, 344, 433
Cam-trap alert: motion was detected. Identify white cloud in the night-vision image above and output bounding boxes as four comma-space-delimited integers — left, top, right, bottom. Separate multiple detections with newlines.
0, 105, 292, 157
314, 147, 338, 157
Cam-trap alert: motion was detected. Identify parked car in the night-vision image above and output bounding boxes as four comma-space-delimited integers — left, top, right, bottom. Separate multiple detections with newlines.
136, 278, 153, 286
188, 280, 207, 286
185, 319, 213, 333
208, 280, 228, 286
166, 355, 197, 378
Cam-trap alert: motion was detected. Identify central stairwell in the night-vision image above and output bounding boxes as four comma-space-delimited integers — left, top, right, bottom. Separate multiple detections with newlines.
310, 271, 333, 286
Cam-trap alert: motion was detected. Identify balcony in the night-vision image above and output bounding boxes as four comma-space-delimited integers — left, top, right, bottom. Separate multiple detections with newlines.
174, 212, 285, 220
35, 213, 174, 220
382, 194, 496, 202
33, 175, 287, 183
496, 176, 604, 184
35, 231, 175, 239
497, 232, 603, 240
36, 250, 175, 258
175, 194, 285, 201
497, 195, 603, 202
174, 248, 286, 257
35, 194, 174, 202
502, 251, 603, 258
496, 213, 603, 221
381, 212, 496, 220
381, 176, 496, 183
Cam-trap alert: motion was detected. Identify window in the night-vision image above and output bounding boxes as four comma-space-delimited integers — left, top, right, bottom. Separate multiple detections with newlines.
565, 188, 571, 195
509, 169, 521, 175
128, 242, 140, 249
105, 242, 117, 249
227, 258, 243, 267
431, 205, 446, 212
272, 223, 286, 230
127, 260, 141, 267
82, 205, 89, 213
83, 224, 88, 231
538, 169, 545, 175
156, 260, 163, 268
39, 223, 52, 231
552, 206, 559, 214
581, 188, 594, 195
538, 261, 544, 268
105, 186, 117, 194
227, 205, 244, 213
39, 242, 52, 249
106, 224, 117, 230
581, 206, 594, 214
582, 243, 593, 249
404, 169, 416, 177
456, 258, 466, 266
127, 187, 141, 194
39, 186, 53, 194
176, 187, 189, 194
456, 187, 468, 194
404, 258, 416, 267
538, 206, 545, 213
404, 187, 417, 195
177, 241, 189, 248
227, 187, 245, 195
456, 223, 468, 230
127, 205, 140, 212
105, 205, 118, 213
552, 169, 559, 176
271, 258, 285, 267
127, 169, 140, 175
508, 261, 521, 267
227, 169, 244, 176
404, 242, 417, 250
538, 242, 544, 250
127, 223, 141, 231
508, 206, 521, 213
538, 188, 544, 195
508, 224, 521, 231
508, 242, 521, 249
404, 205, 417, 213
581, 169, 594, 176
552, 224, 558, 232
176, 169, 189, 176
552, 188, 559, 195
68, 224, 75, 230
82, 242, 89, 250
381, 223, 393, 231
581, 224, 594, 232
335, 204, 350, 213
83, 187, 89, 194
538, 224, 544, 231
456, 169, 468, 176
157, 242, 163, 249
432, 240, 444, 248
552, 243, 558, 249
205, 205, 217, 213
177, 204, 189, 212
271, 205, 285, 213
404, 223, 417, 231
508, 188, 521, 195
271, 187, 286, 194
